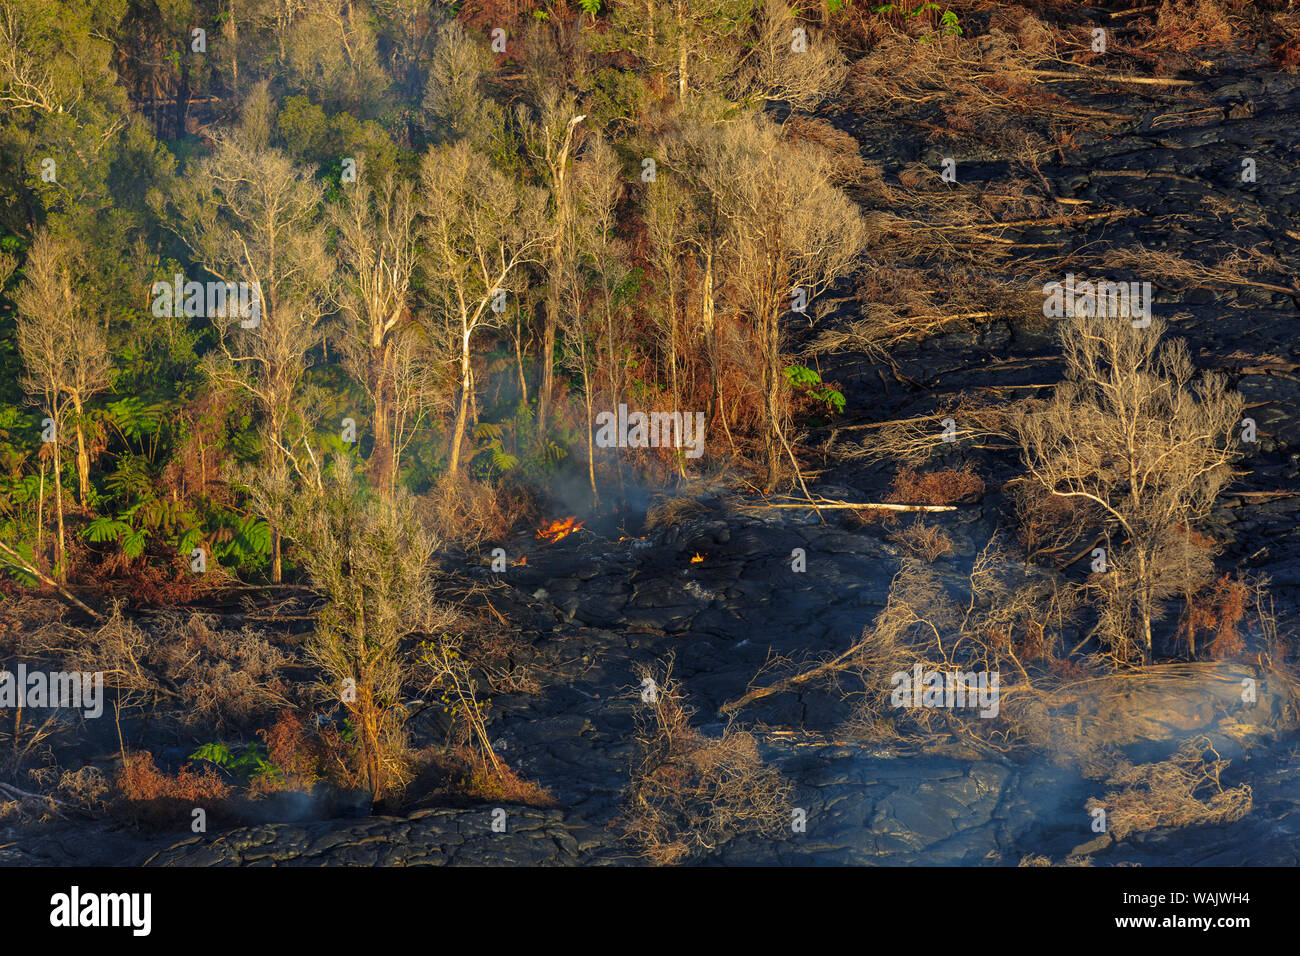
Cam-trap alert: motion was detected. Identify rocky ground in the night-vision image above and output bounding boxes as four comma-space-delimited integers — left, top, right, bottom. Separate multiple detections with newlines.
6, 36, 1300, 868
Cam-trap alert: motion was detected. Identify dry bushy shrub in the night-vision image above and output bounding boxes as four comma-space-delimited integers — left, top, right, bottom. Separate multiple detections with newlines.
0, 594, 66, 643
988, 7, 1056, 55
1015, 316, 1243, 662
643, 494, 711, 531
781, 115, 870, 187
840, 393, 1019, 471
621, 663, 792, 865
114, 750, 232, 828
842, 26, 1074, 157
842, 547, 1076, 748
52, 765, 112, 811
890, 520, 956, 562
1020, 852, 1093, 867
1270, 9, 1300, 68
1176, 573, 1249, 660
439, 744, 555, 807
1099, 246, 1293, 299
726, 540, 1083, 757
1008, 478, 1098, 564
1086, 736, 1251, 841
422, 472, 543, 549
252, 710, 335, 793
816, 260, 1046, 362
61, 607, 293, 729
885, 465, 985, 505
1114, 0, 1298, 70
1149, 1, 1237, 54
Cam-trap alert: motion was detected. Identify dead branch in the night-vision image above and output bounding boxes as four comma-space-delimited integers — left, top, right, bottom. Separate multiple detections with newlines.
0, 541, 101, 620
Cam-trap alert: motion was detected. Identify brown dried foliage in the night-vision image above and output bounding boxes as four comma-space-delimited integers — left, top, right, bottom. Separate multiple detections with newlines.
60, 608, 293, 730
885, 465, 985, 505
890, 521, 956, 562
1176, 573, 1249, 660
114, 750, 232, 828
422, 473, 543, 550
1086, 736, 1251, 841
620, 662, 792, 865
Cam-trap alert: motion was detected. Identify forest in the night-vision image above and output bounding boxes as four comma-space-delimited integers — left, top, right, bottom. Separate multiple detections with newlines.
0, 0, 1298, 868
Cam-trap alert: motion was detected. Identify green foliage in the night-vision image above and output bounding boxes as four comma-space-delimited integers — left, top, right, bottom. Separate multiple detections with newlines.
783, 365, 846, 415
471, 422, 520, 476
103, 397, 164, 444
0, 0, 873, 592
277, 95, 400, 190
190, 742, 280, 781
0, 538, 40, 586
216, 515, 273, 570
871, 2, 960, 33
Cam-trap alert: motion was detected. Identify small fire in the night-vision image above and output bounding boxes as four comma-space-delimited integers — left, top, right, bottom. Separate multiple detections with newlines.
691, 552, 705, 563
514, 555, 527, 566
536, 516, 585, 543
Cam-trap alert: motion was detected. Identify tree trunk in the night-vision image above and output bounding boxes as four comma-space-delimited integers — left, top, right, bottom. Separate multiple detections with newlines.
1137, 548, 1153, 661
538, 280, 558, 431
760, 239, 784, 491
36, 463, 45, 554
762, 303, 782, 491
702, 247, 717, 427
676, 2, 688, 99
176, 57, 191, 138
72, 396, 90, 506
52, 440, 66, 583
448, 348, 472, 478
667, 274, 684, 476
224, 0, 239, 97
581, 354, 598, 507
514, 313, 529, 409
367, 346, 396, 496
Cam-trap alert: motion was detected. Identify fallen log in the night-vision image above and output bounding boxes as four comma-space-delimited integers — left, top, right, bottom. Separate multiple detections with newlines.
753, 496, 958, 513
1026, 69, 1196, 87
0, 541, 102, 621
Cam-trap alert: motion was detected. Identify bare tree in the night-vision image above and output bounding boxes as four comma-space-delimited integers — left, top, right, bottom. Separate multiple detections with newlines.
418, 139, 546, 479
644, 174, 691, 466
741, 0, 849, 110
570, 135, 631, 500
422, 19, 504, 152
700, 116, 866, 490
525, 91, 586, 434
600, 0, 755, 101
621, 657, 792, 865
330, 174, 420, 497
283, 0, 389, 114
14, 231, 111, 575
156, 95, 333, 581
1015, 316, 1244, 661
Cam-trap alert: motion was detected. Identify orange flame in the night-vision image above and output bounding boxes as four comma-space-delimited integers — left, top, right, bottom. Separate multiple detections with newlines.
690, 552, 705, 563
536, 516, 585, 543
514, 555, 527, 566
